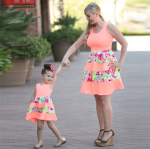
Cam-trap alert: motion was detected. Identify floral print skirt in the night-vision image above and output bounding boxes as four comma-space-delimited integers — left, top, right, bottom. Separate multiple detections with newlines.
81, 50, 124, 95
25, 96, 57, 122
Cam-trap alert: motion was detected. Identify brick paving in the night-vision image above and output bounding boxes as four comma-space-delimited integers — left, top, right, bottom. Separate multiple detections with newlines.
0, 51, 150, 149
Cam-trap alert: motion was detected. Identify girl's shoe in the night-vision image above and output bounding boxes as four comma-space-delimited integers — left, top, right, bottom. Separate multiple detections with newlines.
94, 129, 104, 145
96, 129, 115, 147
34, 141, 43, 149
54, 137, 66, 147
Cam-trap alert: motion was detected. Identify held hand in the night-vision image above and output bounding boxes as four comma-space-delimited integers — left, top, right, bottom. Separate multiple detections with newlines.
62, 63, 69, 67
62, 61, 70, 68
108, 61, 122, 72
62, 57, 70, 68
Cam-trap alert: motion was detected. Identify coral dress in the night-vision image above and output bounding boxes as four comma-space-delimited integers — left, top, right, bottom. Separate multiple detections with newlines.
81, 22, 124, 95
26, 83, 57, 122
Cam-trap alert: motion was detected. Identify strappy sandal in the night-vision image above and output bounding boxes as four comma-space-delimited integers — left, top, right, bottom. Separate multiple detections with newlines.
96, 129, 115, 147
94, 129, 104, 145
54, 137, 66, 147
34, 141, 43, 149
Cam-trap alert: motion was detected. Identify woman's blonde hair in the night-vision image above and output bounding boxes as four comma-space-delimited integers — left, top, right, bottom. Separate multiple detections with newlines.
84, 2, 104, 39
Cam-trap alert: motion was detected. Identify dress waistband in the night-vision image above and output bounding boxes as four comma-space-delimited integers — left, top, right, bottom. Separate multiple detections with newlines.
91, 48, 112, 52
91, 48, 111, 51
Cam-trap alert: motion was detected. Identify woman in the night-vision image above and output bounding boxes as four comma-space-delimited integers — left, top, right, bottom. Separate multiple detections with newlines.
62, 2, 127, 147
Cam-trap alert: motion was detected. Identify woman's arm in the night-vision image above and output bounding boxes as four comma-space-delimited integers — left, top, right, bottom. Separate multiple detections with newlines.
51, 64, 63, 88
62, 31, 86, 66
107, 23, 128, 64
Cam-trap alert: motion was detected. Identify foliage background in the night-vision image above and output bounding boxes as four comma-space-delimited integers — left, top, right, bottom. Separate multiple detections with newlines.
64, 0, 150, 35
64, 0, 100, 30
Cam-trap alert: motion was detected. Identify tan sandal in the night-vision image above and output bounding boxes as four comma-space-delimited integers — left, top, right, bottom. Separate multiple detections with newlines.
54, 137, 66, 147
94, 129, 104, 145
96, 129, 115, 147
34, 141, 43, 149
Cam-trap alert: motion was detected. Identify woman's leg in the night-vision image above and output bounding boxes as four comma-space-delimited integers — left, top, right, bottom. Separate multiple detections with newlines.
100, 94, 113, 141
47, 121, 62, 140
94, 95, 104, 139
37, 119, 44, 141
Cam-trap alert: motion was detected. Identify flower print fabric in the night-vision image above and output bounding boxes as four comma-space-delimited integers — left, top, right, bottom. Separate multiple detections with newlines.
81, 22, 124, 95
83, 67, 121, 82
27, 107, 55, 114
87, 50, 117, 64
32, 96, 53, 104
25, 84, 57, 123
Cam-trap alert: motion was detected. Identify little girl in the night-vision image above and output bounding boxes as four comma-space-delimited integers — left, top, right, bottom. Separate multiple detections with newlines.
25, 63, 66, 148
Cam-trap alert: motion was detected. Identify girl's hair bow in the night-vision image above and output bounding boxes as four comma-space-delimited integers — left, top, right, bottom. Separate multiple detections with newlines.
50, 65, 55, 72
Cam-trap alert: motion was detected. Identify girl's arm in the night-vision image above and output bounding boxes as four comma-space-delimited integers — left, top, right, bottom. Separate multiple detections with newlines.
107, 23, 128, 64
30, 87, 36, 103
62, 31, 86, 66
51, 64, 63, 88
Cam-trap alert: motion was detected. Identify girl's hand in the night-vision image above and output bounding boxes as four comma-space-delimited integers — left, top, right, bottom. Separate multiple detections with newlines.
62, 57, 70, 68
108, 61, 122, 72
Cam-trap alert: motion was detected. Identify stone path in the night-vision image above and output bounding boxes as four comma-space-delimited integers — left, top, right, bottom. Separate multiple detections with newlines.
0, 51, 150, 149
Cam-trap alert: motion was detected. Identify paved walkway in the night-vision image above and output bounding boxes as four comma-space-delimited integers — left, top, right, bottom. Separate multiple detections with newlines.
0, 51, 150, 149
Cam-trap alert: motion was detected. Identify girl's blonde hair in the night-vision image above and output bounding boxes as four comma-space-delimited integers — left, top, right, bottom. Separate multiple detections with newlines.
84, 2, 104, 39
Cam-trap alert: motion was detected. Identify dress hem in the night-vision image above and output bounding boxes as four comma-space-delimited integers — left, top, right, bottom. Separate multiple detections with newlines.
81, 87, 124, 96
25, 113, 57, 123
80, 77, 124, 95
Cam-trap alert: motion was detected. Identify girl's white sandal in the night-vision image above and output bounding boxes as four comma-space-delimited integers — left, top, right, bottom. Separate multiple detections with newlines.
34, 141, 43, 149
54, 137, 66, 147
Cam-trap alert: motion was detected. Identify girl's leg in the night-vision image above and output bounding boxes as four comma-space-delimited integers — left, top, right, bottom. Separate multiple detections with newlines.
37, 119, 44, 142
94, 95, 104, 139
100, 94, 113, 141
47, 121, 62, 140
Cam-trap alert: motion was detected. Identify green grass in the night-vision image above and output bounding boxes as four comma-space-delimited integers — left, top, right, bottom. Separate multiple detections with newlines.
122, 32, 150, 36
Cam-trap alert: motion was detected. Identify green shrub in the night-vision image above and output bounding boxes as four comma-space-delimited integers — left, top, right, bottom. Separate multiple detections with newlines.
10, 36, 51, 60
53, 12, 78, 28
46, 27, 83, 46
0, 9, 38, 49
0, 9, 38, 72
43, 13, 83, 52
0, 49, 12, 72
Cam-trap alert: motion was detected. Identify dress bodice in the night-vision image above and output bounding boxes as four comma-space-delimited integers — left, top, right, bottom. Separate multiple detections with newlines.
35, 83, 52, 97
87, 22, 113, 51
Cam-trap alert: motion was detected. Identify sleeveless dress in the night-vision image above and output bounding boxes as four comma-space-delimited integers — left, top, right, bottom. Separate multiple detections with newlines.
25, 83, 57, 122
81, 22, 124, 95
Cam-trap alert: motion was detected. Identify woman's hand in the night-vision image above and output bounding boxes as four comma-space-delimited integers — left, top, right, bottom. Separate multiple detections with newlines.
62, 57, 70, 68
108, 61, 122, 72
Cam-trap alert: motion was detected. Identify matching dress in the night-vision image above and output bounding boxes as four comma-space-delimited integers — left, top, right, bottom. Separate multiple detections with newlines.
26, 22, 124, 122
81, 22, 124, 95
26, 83, 57, 122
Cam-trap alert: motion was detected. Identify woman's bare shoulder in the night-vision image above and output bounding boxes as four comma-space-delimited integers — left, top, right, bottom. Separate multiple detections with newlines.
107, 23, 117, 31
